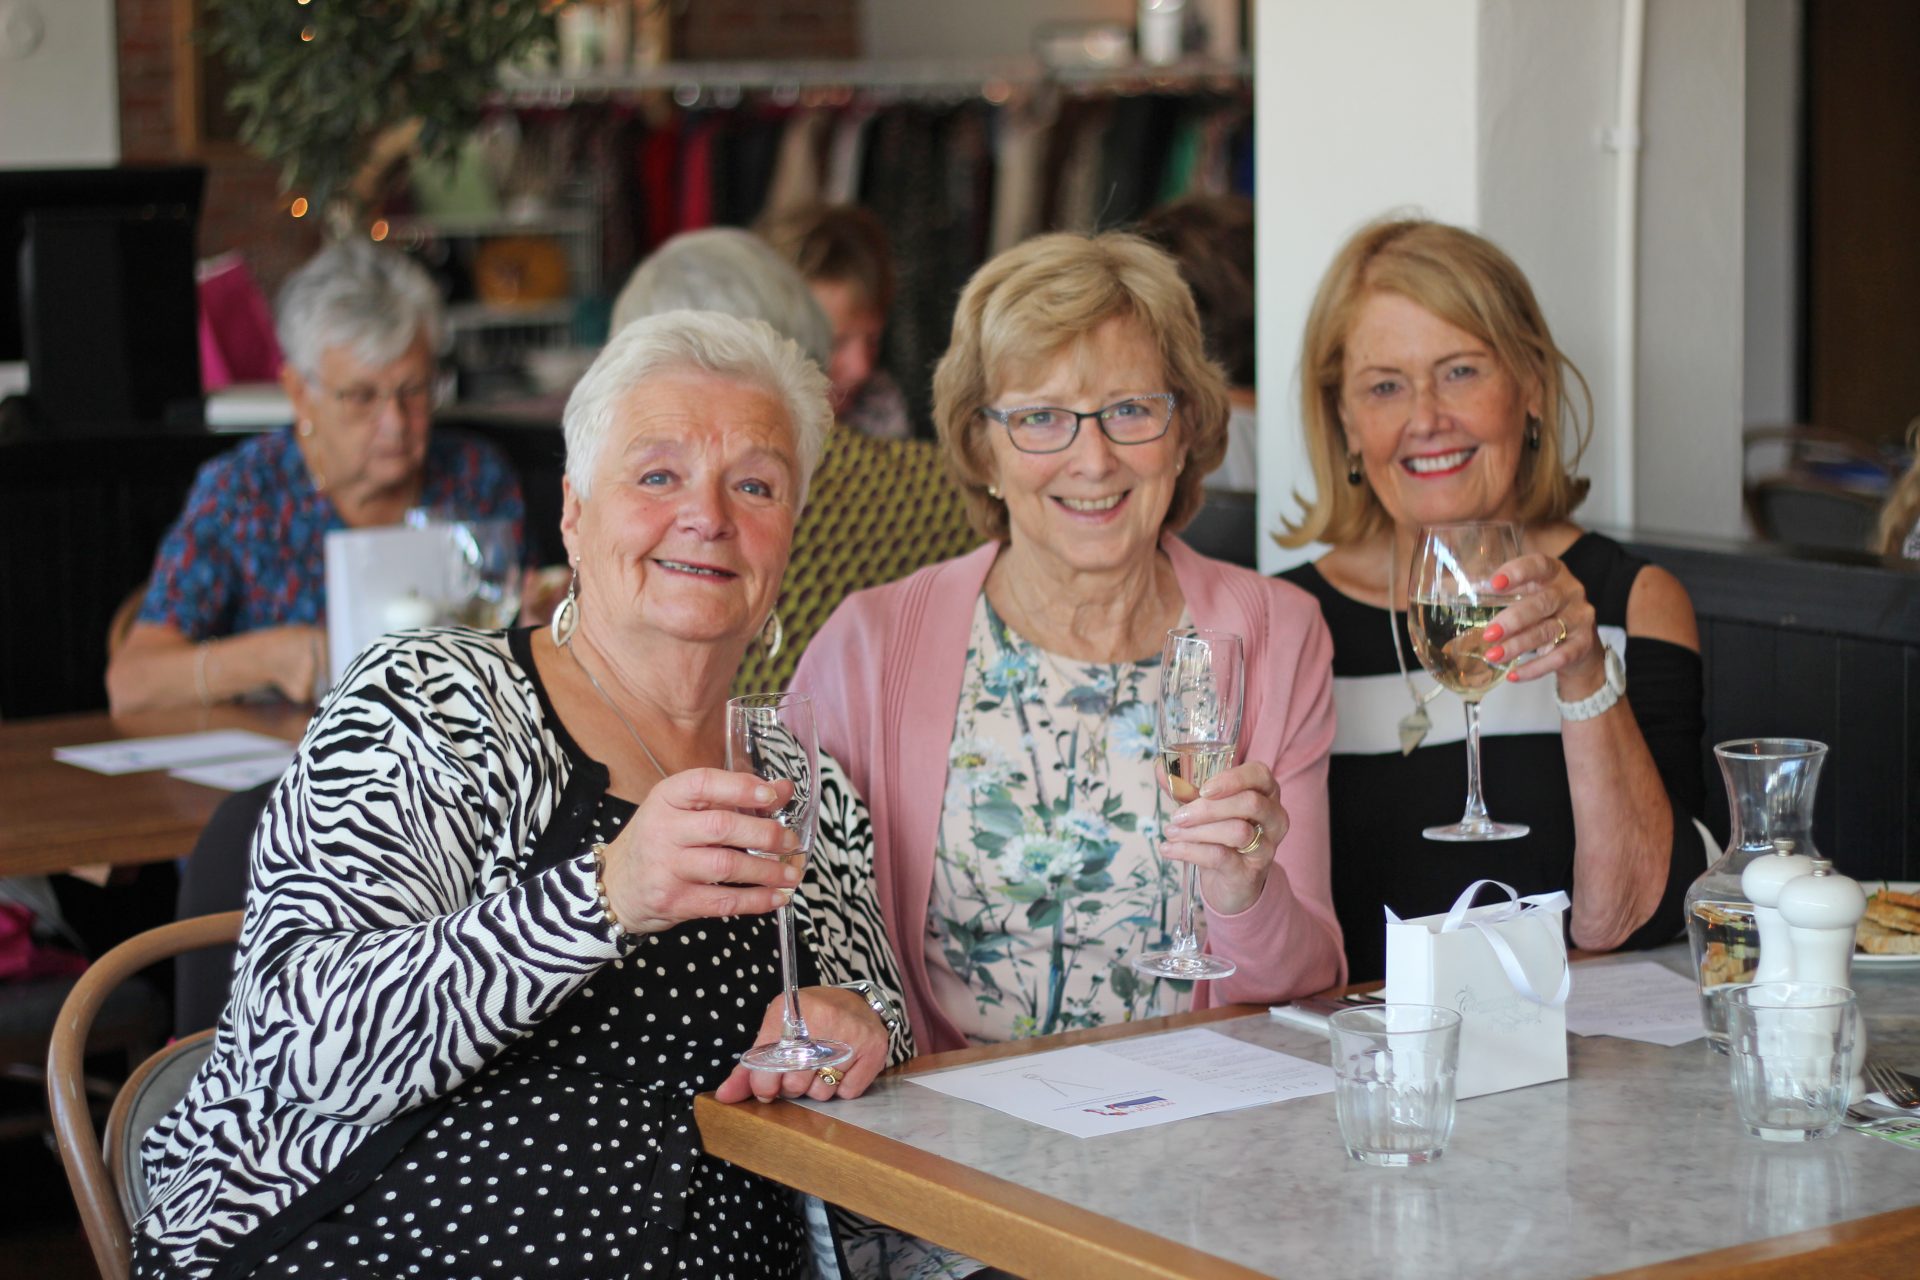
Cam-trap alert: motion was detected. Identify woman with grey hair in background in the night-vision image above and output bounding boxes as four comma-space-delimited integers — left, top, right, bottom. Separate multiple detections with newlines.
132, 308, 914, 1280
611, 227, 832, 366
107, 239, 523, 712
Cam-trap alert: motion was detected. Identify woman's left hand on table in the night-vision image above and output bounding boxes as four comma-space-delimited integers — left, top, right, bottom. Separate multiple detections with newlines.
713, 985, 891, 1106
1160, 761, 1289, 915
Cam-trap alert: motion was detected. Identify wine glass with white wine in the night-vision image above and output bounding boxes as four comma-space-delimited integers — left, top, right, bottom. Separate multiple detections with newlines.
1132, 627, 1245, 981
728, 692, 853, 1073
1407, 522, 1529, 841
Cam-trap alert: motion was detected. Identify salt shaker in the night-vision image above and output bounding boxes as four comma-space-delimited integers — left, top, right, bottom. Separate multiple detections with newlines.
1778, 858, 1868, 1103
1741, 842, 1814, 983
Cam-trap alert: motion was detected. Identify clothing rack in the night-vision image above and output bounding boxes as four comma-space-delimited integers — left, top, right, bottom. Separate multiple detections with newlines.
498, 56, 1250, 109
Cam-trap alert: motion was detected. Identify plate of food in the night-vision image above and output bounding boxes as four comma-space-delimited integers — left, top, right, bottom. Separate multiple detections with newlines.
1855, 882, 1920, 966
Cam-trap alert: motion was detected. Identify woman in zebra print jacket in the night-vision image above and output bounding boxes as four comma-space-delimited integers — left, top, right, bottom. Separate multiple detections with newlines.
134, 311, 914, 1280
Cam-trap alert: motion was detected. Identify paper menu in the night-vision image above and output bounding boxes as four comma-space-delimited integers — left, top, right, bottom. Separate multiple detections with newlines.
168, 749, 296, 791
908, 1028, 1334, 1138
55, 730, 293, 776
1563, 960, 1708, 1046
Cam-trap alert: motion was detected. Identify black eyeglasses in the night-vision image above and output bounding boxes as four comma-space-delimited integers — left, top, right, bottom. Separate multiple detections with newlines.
979, 393, 1178, 455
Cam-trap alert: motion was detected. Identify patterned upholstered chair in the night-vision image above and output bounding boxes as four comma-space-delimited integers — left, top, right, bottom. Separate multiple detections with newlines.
735, 424, 979, 694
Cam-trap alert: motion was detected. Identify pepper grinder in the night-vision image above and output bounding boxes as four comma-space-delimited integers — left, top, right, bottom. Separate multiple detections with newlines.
1777, 858, 1868, 1104
1741, 841, 1814, 983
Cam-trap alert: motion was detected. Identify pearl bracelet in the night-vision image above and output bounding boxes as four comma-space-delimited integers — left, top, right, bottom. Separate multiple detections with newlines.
589, 842, 626, 941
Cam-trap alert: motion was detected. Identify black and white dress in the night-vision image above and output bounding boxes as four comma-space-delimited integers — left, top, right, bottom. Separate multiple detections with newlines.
132, 627, 913, 1280
1281, 533, 1706, 982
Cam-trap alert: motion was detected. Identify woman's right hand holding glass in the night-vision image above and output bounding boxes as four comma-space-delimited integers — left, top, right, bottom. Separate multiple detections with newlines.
599, 771, 802, 936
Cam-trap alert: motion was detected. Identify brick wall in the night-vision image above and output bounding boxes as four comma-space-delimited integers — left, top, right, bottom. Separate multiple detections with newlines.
116, 0, 318, 296
674, 0, 859, 60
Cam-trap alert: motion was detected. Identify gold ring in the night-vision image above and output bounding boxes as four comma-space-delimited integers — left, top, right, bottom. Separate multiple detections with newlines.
1551, 616, 1569, 648
1235, 823, 1265, 855
817, 1066, 845, 1087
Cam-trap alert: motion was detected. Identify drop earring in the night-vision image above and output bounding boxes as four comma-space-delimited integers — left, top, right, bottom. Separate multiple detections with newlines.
1525, 416, 1543, 450
550, 562, 580, 647
760, 608, 785, 661
1346, 453, 1363, 486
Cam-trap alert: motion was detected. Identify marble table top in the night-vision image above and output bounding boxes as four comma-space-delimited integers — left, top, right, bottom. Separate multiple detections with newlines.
798, 945, 1920, 1279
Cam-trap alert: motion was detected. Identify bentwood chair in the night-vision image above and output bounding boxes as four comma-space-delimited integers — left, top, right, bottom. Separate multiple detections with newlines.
47, 911, 242, 1280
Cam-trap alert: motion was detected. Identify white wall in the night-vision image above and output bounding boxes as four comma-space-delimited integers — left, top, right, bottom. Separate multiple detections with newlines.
1254, 0, 1750, 570
1634, 0, 1745, 539
1255, 0, 1482, 571
0, 0, 118, 167
864, 0, 1134, 62
1743, 0, 1800, 429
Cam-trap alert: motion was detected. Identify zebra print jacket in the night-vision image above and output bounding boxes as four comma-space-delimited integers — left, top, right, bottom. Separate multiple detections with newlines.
135, 628, 914, 1279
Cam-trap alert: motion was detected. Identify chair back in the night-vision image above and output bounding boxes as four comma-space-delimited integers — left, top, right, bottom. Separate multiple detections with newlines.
47, 911, 243, 1280
735, 425, 978, 694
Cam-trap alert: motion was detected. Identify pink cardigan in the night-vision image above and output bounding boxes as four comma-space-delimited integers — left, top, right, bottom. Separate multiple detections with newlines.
793, 537, 1346, 1053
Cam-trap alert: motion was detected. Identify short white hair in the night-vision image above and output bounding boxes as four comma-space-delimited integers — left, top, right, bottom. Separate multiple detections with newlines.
275, 240, 445, 377
609, 229, 832, 369
564, 309, 832, 510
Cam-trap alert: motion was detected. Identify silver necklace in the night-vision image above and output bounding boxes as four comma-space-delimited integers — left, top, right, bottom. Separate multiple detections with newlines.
565, 638, 670, 781
1386, 538, 1443, 755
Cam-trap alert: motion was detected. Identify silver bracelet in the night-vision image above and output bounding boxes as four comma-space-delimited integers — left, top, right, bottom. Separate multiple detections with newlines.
838, 980, 903, 1038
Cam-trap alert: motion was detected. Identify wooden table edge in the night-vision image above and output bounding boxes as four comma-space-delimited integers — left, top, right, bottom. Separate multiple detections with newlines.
697, 1003, 1266, 1279
1592, 1202, 1920, 1279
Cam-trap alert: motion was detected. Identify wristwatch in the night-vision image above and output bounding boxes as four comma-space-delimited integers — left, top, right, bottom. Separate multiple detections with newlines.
839, 980, 904, 1037
1556, 643, 1626, 722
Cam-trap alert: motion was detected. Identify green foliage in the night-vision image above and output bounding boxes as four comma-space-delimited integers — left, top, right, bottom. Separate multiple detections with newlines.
205, 0, 558, 218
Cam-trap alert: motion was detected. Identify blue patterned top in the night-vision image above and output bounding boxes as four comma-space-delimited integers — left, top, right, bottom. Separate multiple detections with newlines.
136, 426, 524, 640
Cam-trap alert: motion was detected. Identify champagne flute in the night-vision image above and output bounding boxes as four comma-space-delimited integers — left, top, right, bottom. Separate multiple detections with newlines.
728, 692, 853, 1073
1132, 628, 1245, 981
1408, 522, 1530, 841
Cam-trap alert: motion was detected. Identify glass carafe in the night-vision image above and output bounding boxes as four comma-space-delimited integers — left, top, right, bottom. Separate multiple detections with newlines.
1685, 738, 1828, 1053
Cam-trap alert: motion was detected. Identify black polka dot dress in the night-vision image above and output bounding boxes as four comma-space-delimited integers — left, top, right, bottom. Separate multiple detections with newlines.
246, 800, 810, 1280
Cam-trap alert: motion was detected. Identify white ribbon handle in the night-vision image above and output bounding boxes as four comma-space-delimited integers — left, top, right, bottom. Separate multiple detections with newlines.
1388, 879, 1572, 1008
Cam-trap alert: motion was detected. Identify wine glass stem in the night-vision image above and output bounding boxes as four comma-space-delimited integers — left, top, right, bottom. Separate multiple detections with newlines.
773, 902, 810, 1044
1460, 700, 1492, 825
1172, 860, 1200, 956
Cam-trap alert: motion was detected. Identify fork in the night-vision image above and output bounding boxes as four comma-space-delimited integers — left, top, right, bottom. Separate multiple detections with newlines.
1865, 1060, 1920, 1109
1845, 1106, 1920, 1133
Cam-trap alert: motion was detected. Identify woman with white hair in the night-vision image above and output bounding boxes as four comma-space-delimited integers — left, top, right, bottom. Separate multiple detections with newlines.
611, 227, 832, 367
107, 239, 523, 712
131, 309, 914, 1280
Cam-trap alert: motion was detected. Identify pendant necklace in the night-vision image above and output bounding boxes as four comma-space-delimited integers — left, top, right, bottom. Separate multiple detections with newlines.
566, 638, 670, 782
1386, 538, 1443, 755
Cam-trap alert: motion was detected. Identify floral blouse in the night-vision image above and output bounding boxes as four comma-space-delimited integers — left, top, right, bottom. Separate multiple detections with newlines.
925, 595, 1195, 1045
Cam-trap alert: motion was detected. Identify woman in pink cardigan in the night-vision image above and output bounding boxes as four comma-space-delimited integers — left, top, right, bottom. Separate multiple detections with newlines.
794, 232, 1344, 1060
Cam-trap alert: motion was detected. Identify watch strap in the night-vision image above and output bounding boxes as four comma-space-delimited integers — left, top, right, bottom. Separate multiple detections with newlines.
1556, 644, 1625, 722
838, 980, 902, 1035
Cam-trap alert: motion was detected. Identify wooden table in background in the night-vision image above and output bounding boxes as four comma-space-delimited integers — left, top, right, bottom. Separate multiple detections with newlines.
0, 704, 308, 879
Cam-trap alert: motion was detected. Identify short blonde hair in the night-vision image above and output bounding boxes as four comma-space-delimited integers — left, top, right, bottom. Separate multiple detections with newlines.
1278, 218, 1593, 549
931, 232, 1230, 542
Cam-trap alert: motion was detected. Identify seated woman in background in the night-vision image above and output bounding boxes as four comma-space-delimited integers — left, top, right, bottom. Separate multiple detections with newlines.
133, 310, 913, 1280
758, 202, 912, 439
1276, 218, 1704, 982
796, 232, 1344, 1054
1137, 193, 1258, 492
107, 240, 522, 713
1875, 416, 1920, 560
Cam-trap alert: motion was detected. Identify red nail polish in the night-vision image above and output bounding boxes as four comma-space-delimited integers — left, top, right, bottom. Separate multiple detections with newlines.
1492, 573, 1510, 590
1484, 624, 1504, 643
1485, 646, 1504, 662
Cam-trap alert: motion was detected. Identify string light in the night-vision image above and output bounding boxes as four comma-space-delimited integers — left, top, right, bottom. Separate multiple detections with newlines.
300, 25, 315, 41
369, 220, 390, 242
290, 197, 309, 218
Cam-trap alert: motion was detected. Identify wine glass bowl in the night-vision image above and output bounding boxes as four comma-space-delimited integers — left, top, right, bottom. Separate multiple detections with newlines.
1133, 628, 1244, 981
727, 692, 852, 1074
1408, 523, 1529, 842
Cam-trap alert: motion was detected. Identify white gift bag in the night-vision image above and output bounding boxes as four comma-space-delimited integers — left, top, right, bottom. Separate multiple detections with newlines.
1384, 879, 1571, 1099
